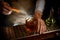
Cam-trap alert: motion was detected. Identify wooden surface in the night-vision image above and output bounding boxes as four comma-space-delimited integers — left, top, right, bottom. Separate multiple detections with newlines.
16, 29, 60, 40
2, 25, 60, 40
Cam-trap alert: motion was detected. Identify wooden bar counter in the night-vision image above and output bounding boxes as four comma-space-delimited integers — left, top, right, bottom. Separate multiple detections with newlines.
16, 29, 60, 40
1, 25, 60, 40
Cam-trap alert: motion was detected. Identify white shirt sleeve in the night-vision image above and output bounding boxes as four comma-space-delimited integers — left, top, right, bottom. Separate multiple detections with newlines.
35, 0, 45, 13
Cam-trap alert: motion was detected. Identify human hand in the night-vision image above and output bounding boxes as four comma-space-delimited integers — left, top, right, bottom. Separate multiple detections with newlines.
33, 12, 47, 34
37, 19, 47, 34
25, 13, 47, 34
0, 2, 12, 15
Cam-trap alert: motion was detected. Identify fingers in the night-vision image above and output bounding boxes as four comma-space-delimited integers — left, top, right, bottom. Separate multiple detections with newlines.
41, 19, 46, 31
0, 2, 12, 15
37, 19, 41, 33
1, 2, 10, 8
37, 19, 47, 34
3, 5, 12, 11
2, 8, 12, 15
37, 25, 40, 33
40, 19, 47, 34
1, 2, 12, 11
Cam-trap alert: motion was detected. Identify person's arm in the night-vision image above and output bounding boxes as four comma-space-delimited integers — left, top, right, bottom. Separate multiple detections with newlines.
35, 0, 47, 34
35, 0, 45, 18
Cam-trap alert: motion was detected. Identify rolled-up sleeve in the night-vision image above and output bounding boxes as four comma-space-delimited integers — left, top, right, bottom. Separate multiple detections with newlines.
35, 0, 45, 13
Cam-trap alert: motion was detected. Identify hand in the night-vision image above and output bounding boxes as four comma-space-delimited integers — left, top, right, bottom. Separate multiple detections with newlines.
0, 2, 12, 15
37, 19, 47, 34
26, 13, 47, 34
34, 10, 46, 34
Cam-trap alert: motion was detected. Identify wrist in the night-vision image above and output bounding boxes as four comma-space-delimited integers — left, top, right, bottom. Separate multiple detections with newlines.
35, 10, 42, 18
